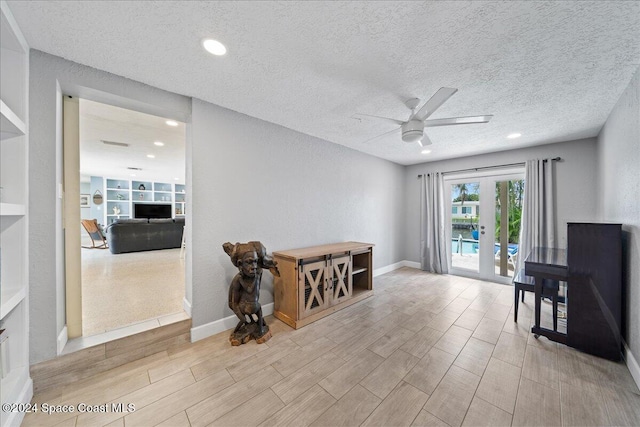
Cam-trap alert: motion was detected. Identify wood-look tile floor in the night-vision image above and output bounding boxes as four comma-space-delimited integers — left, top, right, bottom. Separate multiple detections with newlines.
24, 267, 640, 427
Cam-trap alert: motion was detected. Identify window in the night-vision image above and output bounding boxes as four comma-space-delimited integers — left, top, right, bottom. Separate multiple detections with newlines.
462, 206, 472, 214
452, 207, 458, 214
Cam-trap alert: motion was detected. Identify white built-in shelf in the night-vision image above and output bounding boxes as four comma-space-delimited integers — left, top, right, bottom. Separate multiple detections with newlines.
0, 202, 25, 216
0, 99, 25, 140
0, 366, 29, 409
0, 287, 26, 319
352, 267, 367, 275
1, 3, 32, 424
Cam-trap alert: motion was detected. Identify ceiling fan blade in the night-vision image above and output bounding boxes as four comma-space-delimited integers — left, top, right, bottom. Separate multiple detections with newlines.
352, 113, 404, 126
412, 87, 458, 122
361, 127, 400, 144
424, 115, 493, 127
418, 134, 433, 147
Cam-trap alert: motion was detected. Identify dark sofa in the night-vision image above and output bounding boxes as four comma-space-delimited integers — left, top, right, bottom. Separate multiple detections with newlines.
105, 218, 185, 254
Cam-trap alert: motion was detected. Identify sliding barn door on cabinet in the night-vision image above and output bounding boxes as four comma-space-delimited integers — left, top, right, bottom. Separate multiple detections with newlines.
330, 254, 352, 305
299, 260, 329, 319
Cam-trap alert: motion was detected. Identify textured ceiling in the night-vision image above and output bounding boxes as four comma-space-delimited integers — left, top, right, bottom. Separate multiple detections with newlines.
80, 99, 185, 183
7, 1, 640, 165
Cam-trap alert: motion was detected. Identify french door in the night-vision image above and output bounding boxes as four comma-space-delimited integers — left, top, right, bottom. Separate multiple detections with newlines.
445, 168, 524, 284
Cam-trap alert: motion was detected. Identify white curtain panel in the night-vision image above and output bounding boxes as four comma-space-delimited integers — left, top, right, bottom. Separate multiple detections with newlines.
420, 173, 449, 273
516, 159, 557, 273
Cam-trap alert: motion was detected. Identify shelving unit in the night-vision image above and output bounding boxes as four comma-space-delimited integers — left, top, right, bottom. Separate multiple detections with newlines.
0, 99, 25, 140
105, 179, 130, 223
103, 178, 184, 224
273, 242, 374, 329
174, 184, 185, 216
0, 202, 25, 216
153, 182, 173, 203
0, 2, 32, 426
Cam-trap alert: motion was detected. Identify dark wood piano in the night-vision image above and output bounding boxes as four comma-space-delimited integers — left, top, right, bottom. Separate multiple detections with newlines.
525, 223, 622, 361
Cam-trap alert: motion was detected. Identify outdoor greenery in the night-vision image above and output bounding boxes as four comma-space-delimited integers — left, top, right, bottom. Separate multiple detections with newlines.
495, 180, 524, 243
453, 183, 479, 204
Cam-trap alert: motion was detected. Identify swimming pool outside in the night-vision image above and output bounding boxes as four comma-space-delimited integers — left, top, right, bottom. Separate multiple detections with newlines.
451, 238, 478, 254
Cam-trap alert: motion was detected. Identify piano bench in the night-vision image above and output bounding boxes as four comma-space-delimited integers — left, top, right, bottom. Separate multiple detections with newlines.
514, 269, 560, 331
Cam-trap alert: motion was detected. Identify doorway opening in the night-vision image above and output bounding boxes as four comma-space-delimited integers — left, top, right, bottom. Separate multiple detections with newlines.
69, 97, 187, 338
445, 169, 524, 284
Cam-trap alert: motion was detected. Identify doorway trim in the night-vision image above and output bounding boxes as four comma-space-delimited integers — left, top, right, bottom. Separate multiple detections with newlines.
63, 95, 82, 339
58, 82, 191, 352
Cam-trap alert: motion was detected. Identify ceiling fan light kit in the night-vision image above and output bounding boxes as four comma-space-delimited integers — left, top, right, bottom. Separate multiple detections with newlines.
355, 87, 493, 147
402, 120, 424, 142
418, 135, 432, 147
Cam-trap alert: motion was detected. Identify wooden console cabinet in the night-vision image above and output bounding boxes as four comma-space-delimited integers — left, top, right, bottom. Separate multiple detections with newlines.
272, 242, 374, 329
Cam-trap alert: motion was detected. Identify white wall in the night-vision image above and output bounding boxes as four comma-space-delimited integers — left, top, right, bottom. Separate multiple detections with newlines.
403, 138, 599, 262
597, 67, 640, 367
190, 99, 406, 328
80, 182, 91, 220
28, 50, 191, 364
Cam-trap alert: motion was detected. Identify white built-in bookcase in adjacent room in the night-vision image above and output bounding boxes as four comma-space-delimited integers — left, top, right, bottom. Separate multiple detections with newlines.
103, 178, 186, 225
0, 2, 33, 426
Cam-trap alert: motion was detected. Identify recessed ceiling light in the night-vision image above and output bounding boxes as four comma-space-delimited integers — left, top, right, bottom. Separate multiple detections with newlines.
174, 177, 179, 181
202, 38, 227, 56
147, 154, 155, 158
154, 141, 164, 146
421, 149, 432, 154
130, 174, 136, 177
165, 120, 179, 127
507, 133, 522, 139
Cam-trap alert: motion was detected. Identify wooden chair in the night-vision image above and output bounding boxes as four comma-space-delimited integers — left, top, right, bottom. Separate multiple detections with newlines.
81, 219, 108, 249
514, 269, 560, 331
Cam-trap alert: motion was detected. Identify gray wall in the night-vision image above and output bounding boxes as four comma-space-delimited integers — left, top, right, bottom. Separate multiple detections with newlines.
403, 138, 599, 262
597, 67, 640, 365
190, 99, 406, 327
27, 50, 405, 362
29, 50, 191, 364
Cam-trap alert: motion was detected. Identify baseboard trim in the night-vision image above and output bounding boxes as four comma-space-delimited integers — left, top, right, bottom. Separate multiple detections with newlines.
191, 260, 424, 342
191, 302, 274, 342
183, 298, 192, 317
57, 326, 68, 355
5, 375, 32, 427
373, 260, 421, 277
402, 260, 422, 269
623, 339, 640, 390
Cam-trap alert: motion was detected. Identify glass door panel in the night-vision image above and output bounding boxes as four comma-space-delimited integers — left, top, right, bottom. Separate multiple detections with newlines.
449, 181, 480, 274
493, 179, 524, 281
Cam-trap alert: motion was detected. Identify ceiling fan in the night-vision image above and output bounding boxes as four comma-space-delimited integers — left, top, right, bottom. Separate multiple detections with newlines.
354, 87, 493, 146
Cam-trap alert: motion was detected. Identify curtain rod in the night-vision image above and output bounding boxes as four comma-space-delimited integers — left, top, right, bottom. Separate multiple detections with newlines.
417, 157, 561, 178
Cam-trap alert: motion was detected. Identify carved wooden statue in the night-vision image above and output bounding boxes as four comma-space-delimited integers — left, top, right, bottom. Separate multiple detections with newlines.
223, 241, 279, 345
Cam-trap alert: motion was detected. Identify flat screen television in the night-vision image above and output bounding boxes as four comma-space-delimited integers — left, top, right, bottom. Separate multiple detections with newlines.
134, 203, 172, 219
